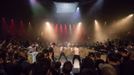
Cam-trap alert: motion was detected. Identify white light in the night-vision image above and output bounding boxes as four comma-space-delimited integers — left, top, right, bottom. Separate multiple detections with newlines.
129, 14, 133, 17
95, 20, 98, 25
46, 22, 50, 25
54, 2, 78, 13
30, 0, 36, 5
78, 22, 82, 25
76, 7, 80, 11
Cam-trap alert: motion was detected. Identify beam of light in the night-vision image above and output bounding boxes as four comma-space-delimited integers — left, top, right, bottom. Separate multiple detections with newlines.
95, 20, 99, 29
69, 24, 72, 33
94, 20, 107, 42
29, 0, 47, 18
76, 7, 79, 11
63, 24, 68, 41
55, 24, 58, 33
28, 22, 32, 32
73, 24, 76, 31
19, 20, 25, 35
78, 22, 82, 26
129, 14, 133, 17
72, 7, 81, 22
94, 20, 101, 32
72, 22, 83, 42
9, 19, 15, 36
59, 24, 63, 34
77, 22, 82, 31
1, 18, 8, 34
30, 0, 36, 5
64, 24, 67, 33
108, 14, 134, 35
46, 22, 50, 25
42, 22, 57, 42
89, 0, 104, 17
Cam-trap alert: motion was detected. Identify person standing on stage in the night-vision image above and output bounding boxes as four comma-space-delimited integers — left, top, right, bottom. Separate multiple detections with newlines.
48, 42, 56, 62
58, 46, 68, 61
72, 46, 81, 65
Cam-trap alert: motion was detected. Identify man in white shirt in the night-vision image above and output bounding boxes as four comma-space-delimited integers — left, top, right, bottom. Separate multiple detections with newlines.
27, 44, 36, 53
58, 46, 68, 61
28, 51, 38, 63
72, 46, 81, 65
27, 44, 38, 63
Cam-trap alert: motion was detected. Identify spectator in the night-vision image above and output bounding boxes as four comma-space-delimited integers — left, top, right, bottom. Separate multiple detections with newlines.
80, 52, 97, 75
120, 49, 134, 75
99, 53, 120, 75
61, 61, 73, 75
31, 53, 51, 75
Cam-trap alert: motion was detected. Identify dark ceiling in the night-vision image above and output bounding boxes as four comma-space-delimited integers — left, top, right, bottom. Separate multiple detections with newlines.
0, 0, 134, 21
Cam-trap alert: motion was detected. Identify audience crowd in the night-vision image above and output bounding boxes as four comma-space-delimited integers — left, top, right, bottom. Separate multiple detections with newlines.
0, 39, 134, 75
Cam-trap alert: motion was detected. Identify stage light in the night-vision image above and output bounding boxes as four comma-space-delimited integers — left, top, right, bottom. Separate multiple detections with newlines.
30, 0, 36, 5
69, 25, 72, 33
89, 0, 104, 16
95, 20, 98, 25
30, 0, 47, 19
110, 14, 133, 29
72, 6, 81, 22
94, 20, 107, 42
77, 22, 82, 31
45, 22, 52, 31
78, 22, 82, 26
107, 14, 134, 40
129, 14, 133, 17
94, 20, 102, 42
71, 22, 83, 42
94, 20, 100, 30
46, 22, 50, 25
76, 7, 80, 11
42, 22, 57, 42
54, 2, 78, 13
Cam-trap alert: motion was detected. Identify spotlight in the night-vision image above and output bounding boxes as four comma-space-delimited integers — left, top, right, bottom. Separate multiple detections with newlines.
78, 22, 82, 26
94, 19, 107, 42
95, 20, 98, 25
129, 14, 133, 17
30, 0, 36, 5
76, 7, 80, 11
44, 21, 51, 31
42, 21, 56, 42
54, 2, 78, 13
46, 22, 50, 25
94, 20, 100, 31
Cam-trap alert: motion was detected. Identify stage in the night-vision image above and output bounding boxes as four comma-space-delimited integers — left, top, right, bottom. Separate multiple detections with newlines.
54, 47, 107, 73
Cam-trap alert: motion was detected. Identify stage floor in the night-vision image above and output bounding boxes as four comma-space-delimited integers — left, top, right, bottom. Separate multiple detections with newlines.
54, 47, 107, 73
54, 47, 94, 58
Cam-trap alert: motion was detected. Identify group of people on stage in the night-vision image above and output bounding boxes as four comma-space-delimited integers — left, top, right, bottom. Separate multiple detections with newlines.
47, 42, 81, 64
27, 42, 81, 65
58, 45, 81, 65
